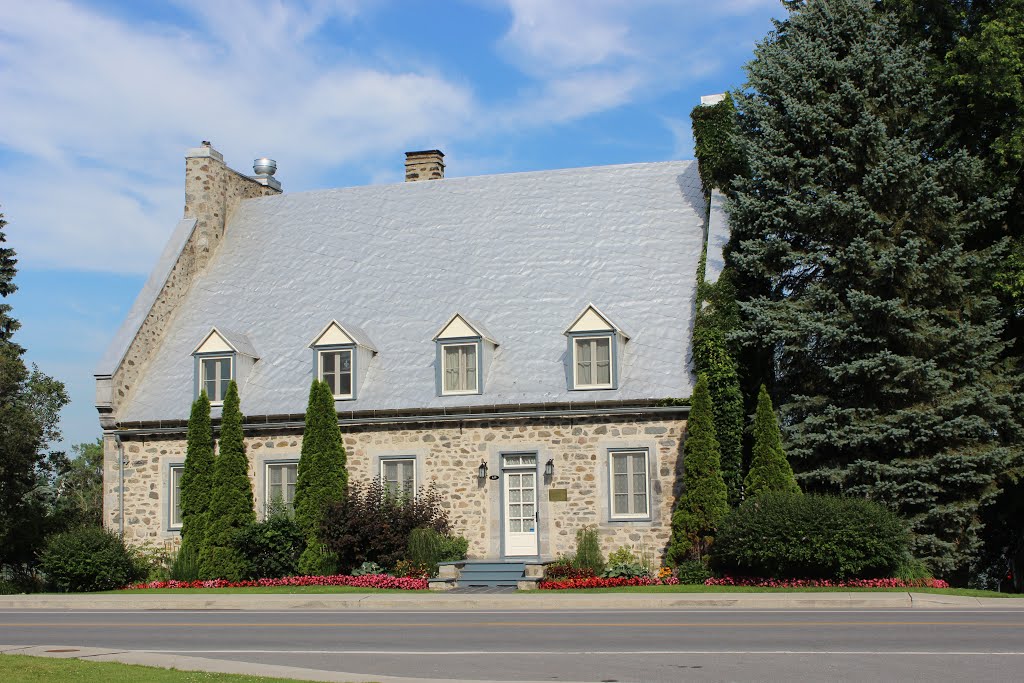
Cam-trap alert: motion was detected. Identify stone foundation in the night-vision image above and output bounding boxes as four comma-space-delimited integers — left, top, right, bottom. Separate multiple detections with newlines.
105, 414, 685, 562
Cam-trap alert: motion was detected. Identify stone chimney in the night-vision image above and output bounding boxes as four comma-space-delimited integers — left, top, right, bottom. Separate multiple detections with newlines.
404, 150, 445, 182
184, 141, 282, 270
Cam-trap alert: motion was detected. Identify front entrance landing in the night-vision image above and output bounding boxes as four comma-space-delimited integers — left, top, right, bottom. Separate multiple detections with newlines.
431, 560, 545, 590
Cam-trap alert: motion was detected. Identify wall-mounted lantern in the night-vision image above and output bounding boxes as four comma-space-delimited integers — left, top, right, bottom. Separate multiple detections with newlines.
544, 458, 555, 478
477, 461, 488, 482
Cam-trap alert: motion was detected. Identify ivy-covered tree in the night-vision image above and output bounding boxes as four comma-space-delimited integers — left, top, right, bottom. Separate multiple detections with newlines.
199, 381, 254, 579
294, 380, 347, 575
744, 385, 799, 498
690, 93, 749, 197
0, 209, 70, 584
667, 374, 729, 564
729, 0, 1021, 577
180, 391, 214, 556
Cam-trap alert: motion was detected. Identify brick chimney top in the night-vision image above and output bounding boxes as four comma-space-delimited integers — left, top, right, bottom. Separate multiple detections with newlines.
405, 150, 445, 182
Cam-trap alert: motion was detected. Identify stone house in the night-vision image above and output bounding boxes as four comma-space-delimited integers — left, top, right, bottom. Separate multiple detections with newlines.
95, 141, 729, 569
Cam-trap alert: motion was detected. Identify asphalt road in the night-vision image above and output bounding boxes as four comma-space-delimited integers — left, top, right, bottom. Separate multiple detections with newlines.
2, 607, 1023, 682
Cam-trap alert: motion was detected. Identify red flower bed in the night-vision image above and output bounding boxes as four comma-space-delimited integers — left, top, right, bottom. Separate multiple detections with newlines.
539, 576, 681, 590
704, 576, 950, 589
127, 573, 428, 590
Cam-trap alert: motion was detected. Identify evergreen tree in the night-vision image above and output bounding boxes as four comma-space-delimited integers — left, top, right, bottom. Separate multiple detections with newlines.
0, 209, 69, 581
729, 0, 1021, 577
744, 385, 800, 498
294, 380, 347, 575
199, 381, 254, 579
667, 374, 730, 564
180, 391, 214, 556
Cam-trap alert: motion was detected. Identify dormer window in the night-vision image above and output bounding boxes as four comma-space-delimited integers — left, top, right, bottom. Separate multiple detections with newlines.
201, 355, 233, 402
574, 336, 612, 388
442, 342, 478, 394
433, 313, 497, 397
191, 327, 258, 404
564, 304, 628, 391
308, 320, 377, 401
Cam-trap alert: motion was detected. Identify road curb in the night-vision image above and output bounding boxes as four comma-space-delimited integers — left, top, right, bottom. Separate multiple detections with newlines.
0, 591, 1019, 610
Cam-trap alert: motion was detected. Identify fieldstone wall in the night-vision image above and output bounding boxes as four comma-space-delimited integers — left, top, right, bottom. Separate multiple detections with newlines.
105, 144, 280, 418
106, 414, 685, 562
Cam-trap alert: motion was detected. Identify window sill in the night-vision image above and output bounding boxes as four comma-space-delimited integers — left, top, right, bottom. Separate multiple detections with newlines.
573, 385, 615, 391
440, 390, 481, 396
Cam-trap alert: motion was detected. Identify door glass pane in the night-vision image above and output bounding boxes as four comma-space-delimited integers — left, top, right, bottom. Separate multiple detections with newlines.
510, 519, 522, 532
509, 504, 521, 517
522, 473, 534, 487
522, 488, 534, 503
509, 489, 521, 503
509, 473, 520, 487
523, 504, 534, 518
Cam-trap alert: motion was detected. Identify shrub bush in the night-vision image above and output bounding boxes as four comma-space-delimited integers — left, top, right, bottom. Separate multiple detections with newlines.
320, 479, 451, 572
352, 561, 384, 576
170, 545, 201, 581
233, 512, 306, 579
603, 561, 648, 579
675, 559, 712, 585
572, 527, 605, 576
710, 493, 909, 580
438, 534, 469, 562
39, 527, 146, 592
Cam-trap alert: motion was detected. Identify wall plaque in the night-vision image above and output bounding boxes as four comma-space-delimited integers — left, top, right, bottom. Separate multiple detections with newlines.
548, 488, 568, 502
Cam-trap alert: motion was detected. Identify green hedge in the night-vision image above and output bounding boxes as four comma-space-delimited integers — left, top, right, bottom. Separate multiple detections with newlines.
711, 493, 908, 579
40, 527, 146, 592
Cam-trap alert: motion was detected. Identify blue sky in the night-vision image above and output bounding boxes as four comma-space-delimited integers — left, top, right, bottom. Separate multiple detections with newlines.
0, 0, 786, 450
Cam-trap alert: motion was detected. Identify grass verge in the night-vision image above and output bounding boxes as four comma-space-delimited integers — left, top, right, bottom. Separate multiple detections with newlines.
0, 653, 327, 682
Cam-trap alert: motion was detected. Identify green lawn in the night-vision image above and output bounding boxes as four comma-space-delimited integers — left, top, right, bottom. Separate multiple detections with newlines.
105, 585, 410, 594
528, 585, 1021, 597
0, 654, 332, 682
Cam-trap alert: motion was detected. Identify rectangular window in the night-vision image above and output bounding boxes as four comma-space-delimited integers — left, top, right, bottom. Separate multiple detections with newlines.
442, 343, 478, 394
169, 464, 184, 530
609, 450, 649, 519
319, 349, 353, 398
381, 458, 416, 498
574, 336, 612, 388
266, 463, 297, 512
201, 355, 233, 403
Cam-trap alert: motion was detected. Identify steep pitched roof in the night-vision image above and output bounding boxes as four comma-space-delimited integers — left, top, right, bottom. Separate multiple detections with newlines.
114, 160, 705, 421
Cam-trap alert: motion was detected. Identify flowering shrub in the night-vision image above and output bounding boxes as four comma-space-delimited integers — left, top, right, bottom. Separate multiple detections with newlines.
127, 573, 428, 590
704, 576, 950, 589
540, 576, 680, 590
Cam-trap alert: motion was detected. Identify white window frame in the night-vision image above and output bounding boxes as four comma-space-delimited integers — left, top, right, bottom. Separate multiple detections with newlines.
265, 462, 298, 513
317, 348, 354, 399
380, 457, 417, 498
168, 464, 185, 531
608, 449, 651, 520
573, 335, 614, 389
440, 341, 480, 395
199, 354, 234, 404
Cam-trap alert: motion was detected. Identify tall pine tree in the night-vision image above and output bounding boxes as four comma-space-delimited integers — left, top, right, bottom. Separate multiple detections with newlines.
294, 380, 348, 575
0, 209, 69, 578
744, 385, 800, 498
199, 381, 255, 579
180, 391, 214, 556
729, 0, 1021, 577
667, 374, 730, 564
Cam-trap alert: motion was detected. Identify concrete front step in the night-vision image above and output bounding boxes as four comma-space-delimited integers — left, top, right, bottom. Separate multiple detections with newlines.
457, 561, 527, 588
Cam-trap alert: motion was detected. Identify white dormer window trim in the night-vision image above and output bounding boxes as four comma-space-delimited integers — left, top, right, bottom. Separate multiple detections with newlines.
308, 320, 377, 402
572, 335, 614, 389
199, 354, 234, 404
439, 341, 480, 395
564, 304, 628, 392
432, 313, 496, 398
316, 346, 355, 400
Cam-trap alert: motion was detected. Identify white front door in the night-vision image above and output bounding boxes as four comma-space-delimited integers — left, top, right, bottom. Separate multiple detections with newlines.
503, 454, 538, 557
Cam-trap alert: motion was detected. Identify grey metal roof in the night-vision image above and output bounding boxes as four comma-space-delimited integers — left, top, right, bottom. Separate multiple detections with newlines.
115, 160, 706, 422
202, 327, 259, 358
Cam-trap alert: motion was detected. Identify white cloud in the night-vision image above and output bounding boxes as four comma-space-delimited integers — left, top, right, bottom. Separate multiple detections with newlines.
0, 0, 476, 272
